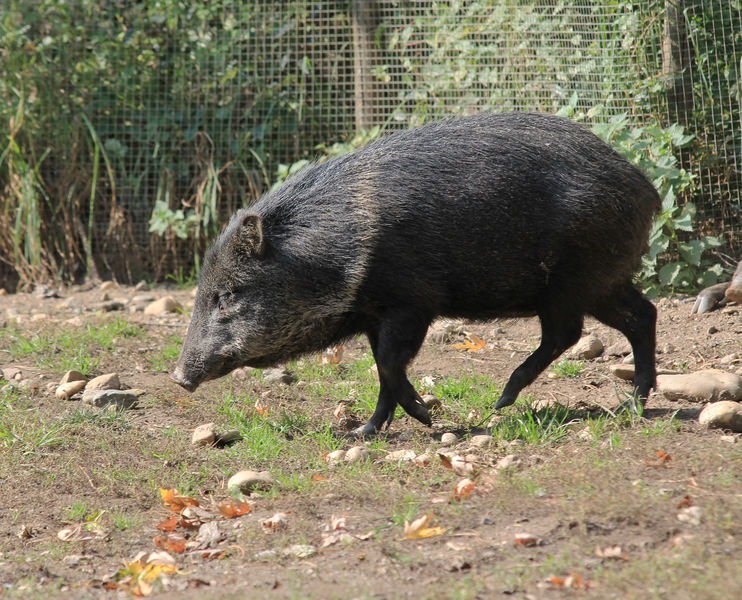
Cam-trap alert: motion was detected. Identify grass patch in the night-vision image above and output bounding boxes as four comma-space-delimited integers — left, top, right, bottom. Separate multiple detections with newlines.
550, 358, 584, 378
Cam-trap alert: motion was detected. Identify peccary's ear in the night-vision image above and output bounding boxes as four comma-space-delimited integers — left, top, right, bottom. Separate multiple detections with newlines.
239, 213, 265, 258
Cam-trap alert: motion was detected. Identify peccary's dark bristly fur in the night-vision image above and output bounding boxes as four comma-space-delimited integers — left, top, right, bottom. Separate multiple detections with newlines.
172, 112, 660, 434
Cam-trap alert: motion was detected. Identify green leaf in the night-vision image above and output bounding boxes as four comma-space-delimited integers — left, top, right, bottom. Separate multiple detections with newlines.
658, 262, 683, 286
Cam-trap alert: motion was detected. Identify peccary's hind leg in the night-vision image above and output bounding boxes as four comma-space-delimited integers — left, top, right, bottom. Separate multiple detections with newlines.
355, 309, 432, 436
495, 311, 584, 409
590, 285, 656, 406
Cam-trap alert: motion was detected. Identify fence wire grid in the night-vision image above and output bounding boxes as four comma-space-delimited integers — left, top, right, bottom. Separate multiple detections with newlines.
0, 0, 740, 285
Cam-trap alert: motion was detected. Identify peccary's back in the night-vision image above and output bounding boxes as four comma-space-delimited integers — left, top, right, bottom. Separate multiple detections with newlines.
259, 112, 660, 321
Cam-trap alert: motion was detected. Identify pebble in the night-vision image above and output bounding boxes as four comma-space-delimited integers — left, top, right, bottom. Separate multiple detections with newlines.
55, 380, 86, 400
227, 470, 274, 494
134, 281, 148, 292
469, 434, 494, 448
131, 295, 156, 304
143, 296, 182, 315
81, 389, 138, 409
657, 370, 742, 402
59, 370, 86, 385
344, 445, 372, 463
421, 394, 441, 410
385, 449, 416, 463
95, 301, 124, 312
192, 423, 217, 446
568, 334, 604, 360
677, 506, 703, 526
86, 373, 121, 391
698, 401, 742, 432
440, 432, 458, 447
100, 281, 116, 291
605, 340, 631, 356
282, 544, 316, 559
496, 454, 521, 470
2, 367, 22, 381
325, 449, 347, 466
263, 367, 294, 385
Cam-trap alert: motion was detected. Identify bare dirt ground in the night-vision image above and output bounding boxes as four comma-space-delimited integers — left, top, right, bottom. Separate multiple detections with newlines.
1, 283, 741, 599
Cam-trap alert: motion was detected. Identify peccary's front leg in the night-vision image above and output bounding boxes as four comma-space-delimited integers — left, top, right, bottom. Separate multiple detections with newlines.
354, 309, 432, 436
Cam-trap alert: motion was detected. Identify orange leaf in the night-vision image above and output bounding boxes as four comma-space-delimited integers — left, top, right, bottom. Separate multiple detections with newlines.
160, 488, 199, 514
451, 478, 476, 501
438, 453, 453, 470
155, 516, 178, 532
676, 494, 693, 509
216, 499, 251, 518
644, 451, 672, 469
452, 335, 486, 352
311, 473, 327, 482
153, 534, 187, 553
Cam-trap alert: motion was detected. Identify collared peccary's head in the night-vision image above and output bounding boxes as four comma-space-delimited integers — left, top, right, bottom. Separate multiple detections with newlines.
170, 165, 374, 391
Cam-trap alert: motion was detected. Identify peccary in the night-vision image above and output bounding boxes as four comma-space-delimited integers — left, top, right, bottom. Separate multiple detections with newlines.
171, 112, 659, 435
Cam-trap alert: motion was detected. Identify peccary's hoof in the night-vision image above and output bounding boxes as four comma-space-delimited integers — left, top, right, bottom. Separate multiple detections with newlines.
405, 401, 432, 427
495, 394, 516, 410
350, 422, 381, 439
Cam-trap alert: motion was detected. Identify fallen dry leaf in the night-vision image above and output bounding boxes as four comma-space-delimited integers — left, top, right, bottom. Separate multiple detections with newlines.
311, 473, 327, 482
216, 499, 251, 518
404, 513, 446, 540
451, 477, 477, 501
333, 402, 349, 420
153, 534, 187, 554
452, 334, 486, 352
57, 523, 106, 542
514, 532, 540, 547
644, 451, 672, 468
321, 346, 344, 364
676, 494, 693, 509
160, 488, 199, 514
254, 397, 270, 416
261, 512, 290, 532
550, 572, 592, 590
155, 516, 178, 532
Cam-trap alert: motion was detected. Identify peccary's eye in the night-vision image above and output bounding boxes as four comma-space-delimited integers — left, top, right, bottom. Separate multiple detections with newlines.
215, 293, 229, 311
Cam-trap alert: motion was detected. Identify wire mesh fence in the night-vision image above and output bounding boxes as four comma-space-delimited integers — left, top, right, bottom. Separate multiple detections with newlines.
0, 0, 740, 287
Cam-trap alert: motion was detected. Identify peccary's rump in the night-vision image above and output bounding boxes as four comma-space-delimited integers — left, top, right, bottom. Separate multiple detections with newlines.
172, 112, 659, 434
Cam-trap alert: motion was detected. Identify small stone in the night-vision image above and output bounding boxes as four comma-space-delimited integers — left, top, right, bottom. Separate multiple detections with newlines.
227, 470, 274, 494
2, 367, 22, 381
610, 364, 635, 381
100, 292, 111, 302
662, 343, 676, 354
623, 353, 635, 364
719, 353, 740, 366
263, 367, 294, 385
86, 373, 121, 391
469, 434, 493, 448
605, 340, 631, 356
81, 389, 138, 409
134, 281, 148, 291
658, 370, 742, 403
190, 287, 199, 298
144, 296, 182, 315
254, 550, 278, 561
192, 423, 217, 446
385, 449, 416, 463
698, 401, 742, 432
421, 394, 441, 410
100, 281, 116, 291
131, 295, 156, 304
677, 506, 702, 526
496, 454, 521, 470
30, 313, 46, 322
569, 334, 604, 360
440, 432, 458, 447
414, 452, 434, 466
325, 449, 347, 466
59, 370, 86, 385
282, 544, 316, 559
345, 445, 372, 463
707, 325, 719, 335
55, 380, 86, 400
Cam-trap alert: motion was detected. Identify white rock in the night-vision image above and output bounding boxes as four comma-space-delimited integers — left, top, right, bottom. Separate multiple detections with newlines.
59, 370, 86, 385
421, 394, 441, 410
263, 367, 294, 385
144, 296, 182, 315
384, 449, 416, 463
55, 380, 86, 400
469, 434, 494, 448
610, 364, 635, 381
657, 370, 742, 403
227, 470, 274, 494
192, 423, 217, 446
325, 449, 347, 466
86, 373, 121, 391
344, 445, 372, 463
569, 334, 604, 360
677, 506, 703, 526
698, 401, 742, 432
81, 389, 138, 409
496, 454, 521, 470
440, 432, 458, 447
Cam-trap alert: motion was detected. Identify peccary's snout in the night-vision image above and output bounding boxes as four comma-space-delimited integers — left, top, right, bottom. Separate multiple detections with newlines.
170, 364, 199, 392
